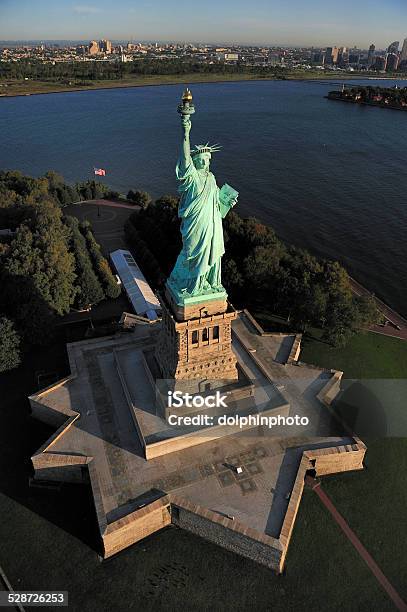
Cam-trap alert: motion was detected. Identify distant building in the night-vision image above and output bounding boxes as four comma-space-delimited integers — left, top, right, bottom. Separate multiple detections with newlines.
387, 40, 399, 55
216, 52, 239, 62
367, 44, 375, 67
324, 46, 339, 65
89, 40, 99, 55
99, 39, 112, 54
324, 47, 333, 64
312, 52, 325, 64
400, 38, 407, 63
373, 56, 387, 71
386, 53, 399, 71
268, 53, 280, 66
337, 47, 348, 65
110, 249, 161, 320
348, 53, 360, 65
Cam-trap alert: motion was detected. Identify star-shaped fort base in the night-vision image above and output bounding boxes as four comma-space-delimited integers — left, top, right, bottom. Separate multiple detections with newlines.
30, 311, 365, 572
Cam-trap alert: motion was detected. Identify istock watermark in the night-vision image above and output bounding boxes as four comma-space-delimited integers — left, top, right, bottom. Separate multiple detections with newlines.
167, 390, 228, 409
167, 413, 310, 429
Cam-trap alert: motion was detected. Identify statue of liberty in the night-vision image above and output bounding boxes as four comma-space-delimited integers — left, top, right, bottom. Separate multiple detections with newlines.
167, 89, 238, 302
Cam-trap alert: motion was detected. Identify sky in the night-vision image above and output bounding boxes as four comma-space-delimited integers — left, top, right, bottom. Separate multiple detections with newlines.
0, 0, 406, 48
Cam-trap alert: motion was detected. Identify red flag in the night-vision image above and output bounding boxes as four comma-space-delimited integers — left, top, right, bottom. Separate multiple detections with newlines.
94, 168, 106, 176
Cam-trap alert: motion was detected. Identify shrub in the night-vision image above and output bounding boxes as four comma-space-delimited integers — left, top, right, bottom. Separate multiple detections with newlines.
0, 317, 21, 372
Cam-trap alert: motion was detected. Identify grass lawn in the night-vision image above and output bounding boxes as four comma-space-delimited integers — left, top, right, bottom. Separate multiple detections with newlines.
300, 328, 407, 603
301, 329, 407, 379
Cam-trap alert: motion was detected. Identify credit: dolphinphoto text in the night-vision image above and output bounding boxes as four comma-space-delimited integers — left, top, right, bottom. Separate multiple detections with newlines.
153, 378, 407, 438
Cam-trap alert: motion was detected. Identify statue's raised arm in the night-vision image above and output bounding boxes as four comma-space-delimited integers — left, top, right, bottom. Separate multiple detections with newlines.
177, 88, 194, 172
180, 115, 192, 171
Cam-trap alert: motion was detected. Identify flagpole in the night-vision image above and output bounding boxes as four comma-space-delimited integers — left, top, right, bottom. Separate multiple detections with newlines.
92, 166, 95, 202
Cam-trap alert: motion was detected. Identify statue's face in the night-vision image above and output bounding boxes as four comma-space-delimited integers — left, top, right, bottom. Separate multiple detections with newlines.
193, 153, 211, 171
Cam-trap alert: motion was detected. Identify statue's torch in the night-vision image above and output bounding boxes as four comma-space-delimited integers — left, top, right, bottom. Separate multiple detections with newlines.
177, 87, 195, 117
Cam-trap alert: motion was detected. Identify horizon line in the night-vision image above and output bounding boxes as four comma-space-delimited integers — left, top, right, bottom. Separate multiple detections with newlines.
0, 38, 387, 50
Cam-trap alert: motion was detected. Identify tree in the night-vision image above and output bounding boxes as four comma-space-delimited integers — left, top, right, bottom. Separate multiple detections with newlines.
0, 317, 21, 372
127, 190, 152, 208
64, 216, 105, 308
14, 297, 54, 345
80, 223, 121, 299
223, 258, 244, 300
124, 220, 165, 286
3, 201, 77, 317
244, 246, 280, 283
127, 189, 136, 202
104, 190, 120, 200
75, 180, 107, 201
322, 294, 358, 347
29, 199, 77, 314
352, 294, 380, 328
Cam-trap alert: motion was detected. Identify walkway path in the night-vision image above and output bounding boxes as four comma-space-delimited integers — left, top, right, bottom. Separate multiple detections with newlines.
74, 199, 138, 210
350, 277, 407, 341
306, 475, 407, 611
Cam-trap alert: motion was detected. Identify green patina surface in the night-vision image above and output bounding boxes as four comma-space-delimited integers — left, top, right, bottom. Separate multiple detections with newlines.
167, 90, 238, 307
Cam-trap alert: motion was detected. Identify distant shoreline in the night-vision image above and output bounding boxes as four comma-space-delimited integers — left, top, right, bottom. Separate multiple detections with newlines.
1, 72, 405, 99
329, 97, 407, 111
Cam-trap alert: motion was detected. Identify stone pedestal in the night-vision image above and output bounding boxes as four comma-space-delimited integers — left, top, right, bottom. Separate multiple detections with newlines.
155, 294, 238, 382
165, 285, 228, 322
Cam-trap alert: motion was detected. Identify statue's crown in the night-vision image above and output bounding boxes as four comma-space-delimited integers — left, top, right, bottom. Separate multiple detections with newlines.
191, 143, 222, 157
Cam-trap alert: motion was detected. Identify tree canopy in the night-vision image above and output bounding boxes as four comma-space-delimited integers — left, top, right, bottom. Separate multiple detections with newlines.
0, 170, 120, 371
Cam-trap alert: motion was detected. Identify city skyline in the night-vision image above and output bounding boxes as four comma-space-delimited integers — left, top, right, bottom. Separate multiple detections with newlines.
1, 0, 407, 47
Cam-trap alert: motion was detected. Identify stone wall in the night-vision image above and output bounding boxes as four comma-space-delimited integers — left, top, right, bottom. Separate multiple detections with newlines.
306, 443, 366, 476
170, 496, 282, 571
279, 454, 310, 570
29, 398, 70, 428
31, 451, 89, 484
316, 370, 343, 406
29, 377, 75, 428
278, 441, 366, 569
102, 497, 172, 558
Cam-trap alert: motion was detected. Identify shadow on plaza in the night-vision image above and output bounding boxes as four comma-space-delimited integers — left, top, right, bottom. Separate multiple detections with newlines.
300, 372, 389, 438
333, 381, 388, 438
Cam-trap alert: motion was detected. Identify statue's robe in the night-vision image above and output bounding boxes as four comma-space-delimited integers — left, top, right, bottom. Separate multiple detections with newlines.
167, 158, 224, 296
